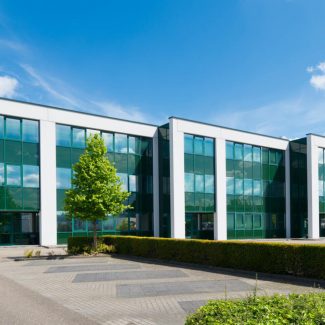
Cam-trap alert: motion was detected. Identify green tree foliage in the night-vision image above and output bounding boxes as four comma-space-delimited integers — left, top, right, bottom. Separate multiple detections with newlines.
64, 134, 131, 248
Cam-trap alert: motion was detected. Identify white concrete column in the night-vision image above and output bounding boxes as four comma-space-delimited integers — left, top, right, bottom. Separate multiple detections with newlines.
214, 137, 227, 240
169, 118, 185, 238
40, 120, 57, 246
152, 130, 160, 237
285, 145, 291, 238
307, 135, 320, 239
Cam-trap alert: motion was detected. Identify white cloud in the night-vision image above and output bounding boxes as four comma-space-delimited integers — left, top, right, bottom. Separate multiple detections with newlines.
213, 95, 325, 139
93, 101, 151, 123
0, 75, 18, 97
20, 64, 79, 107
0, 39, 26, 53
310, 74, 325, 91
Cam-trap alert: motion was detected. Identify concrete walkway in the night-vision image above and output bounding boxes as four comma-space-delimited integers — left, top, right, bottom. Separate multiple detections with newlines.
0, 250, 323, 325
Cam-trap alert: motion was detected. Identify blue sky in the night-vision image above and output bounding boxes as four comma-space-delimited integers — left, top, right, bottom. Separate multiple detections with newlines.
1, 0, 325, 138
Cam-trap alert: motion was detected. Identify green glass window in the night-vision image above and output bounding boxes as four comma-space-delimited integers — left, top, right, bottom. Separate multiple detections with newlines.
102, 132, 114, 152
57, 211, 72, 232
128, 137, 136, 154
253, 180, 261, 196
244, 145, 252, 162
234, 143, 243, 160
0, 116, 4, 139
0, 163, 4, 185
319, 181, 324, 197
56, 168, 71, 189
22, 120, 39, 143
73, 218, 87, 232
185, 173, 194, 192
204, 138, 214, 157
86, 129, 100, 138
244, 179, 253, 195
226, 177, 234, 195
195, 174, 204, 192
184, 134, 193, 154
117, 172, 128, 191
194, 137, 204, 155
23, 165, 39, 188
129, 175, 137, 192
6, 118, 21, 140
72, 128, 85, 148
204, 175, 214, 193
6, 164, 21, 186
226, 141, 234, 159
253, 147, 261, 163
115, 134, 127, 153
56, 125, 71, 147
235, 179, 243, 195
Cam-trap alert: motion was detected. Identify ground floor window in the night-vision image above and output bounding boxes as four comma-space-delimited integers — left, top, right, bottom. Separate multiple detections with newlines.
185, 213, 214, 239
320, 214, 325, 237
0, 212, 39, 245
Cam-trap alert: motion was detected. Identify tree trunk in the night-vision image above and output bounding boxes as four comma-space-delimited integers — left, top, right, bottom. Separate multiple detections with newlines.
93, 220, 97, 250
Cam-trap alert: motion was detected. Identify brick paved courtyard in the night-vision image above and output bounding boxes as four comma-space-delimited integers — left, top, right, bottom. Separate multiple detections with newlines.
0, 250, 324, 325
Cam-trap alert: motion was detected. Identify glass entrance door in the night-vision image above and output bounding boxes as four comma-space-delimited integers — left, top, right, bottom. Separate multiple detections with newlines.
0, 212, 39, 245
185, 213, 214, 239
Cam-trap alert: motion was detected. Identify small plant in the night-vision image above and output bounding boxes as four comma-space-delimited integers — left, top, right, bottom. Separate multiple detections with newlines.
24, 249, 34, 258
95, 243, 116, 254
34, 250, 41, 257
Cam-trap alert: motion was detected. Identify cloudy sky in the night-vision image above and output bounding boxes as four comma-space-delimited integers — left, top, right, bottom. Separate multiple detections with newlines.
1, 0, 325, 138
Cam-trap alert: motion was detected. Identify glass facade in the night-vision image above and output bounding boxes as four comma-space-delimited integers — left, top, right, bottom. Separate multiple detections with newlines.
184, 134, 215, 239
226, 141, 285, 239
158, 124, 170, 237
290, 139, 308, 238
0, 115, 40, 245
318, 147, 325, 237
56, 124, 153, 244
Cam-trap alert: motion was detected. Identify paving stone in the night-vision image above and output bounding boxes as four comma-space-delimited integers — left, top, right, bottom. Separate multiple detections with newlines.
25, 259, 109, 266
178, 300, 207, 314
73, 269, 188, 283
117, 279, 255, 297
45, 263, 140, 273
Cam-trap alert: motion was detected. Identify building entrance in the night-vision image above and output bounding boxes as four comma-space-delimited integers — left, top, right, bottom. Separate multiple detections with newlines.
0, 212, 39, 245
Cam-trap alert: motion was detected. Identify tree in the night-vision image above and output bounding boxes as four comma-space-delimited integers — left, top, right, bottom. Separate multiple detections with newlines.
64, 134, 131, 249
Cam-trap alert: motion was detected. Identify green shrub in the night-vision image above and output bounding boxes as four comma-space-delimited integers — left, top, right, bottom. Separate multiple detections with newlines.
185, 293, 325, 325
67, 237, 116, 255
67, 236, 325, 279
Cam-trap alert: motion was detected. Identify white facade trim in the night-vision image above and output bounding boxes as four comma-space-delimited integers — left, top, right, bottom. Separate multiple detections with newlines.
40, 120, 57, 246
215, 138, 227, 240
152, 130, 160, 237
285, 146, 291, 238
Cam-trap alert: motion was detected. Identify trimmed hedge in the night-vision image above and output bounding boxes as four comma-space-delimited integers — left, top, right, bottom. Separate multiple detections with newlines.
68, 236, 325, 279
185, 293, 325, 324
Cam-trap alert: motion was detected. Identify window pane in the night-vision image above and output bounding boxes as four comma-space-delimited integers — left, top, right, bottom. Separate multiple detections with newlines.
129, 175, 137, 192
184, 134, 193, 154
244, 179, 253, 195
205, 174, 214, 193
262, 148, 269, 164
185, 173, 194, 192
6, 118, 21, 140
253, 214, 262, 228
56, 168, 71, 189
74, 218, 87, 232
319, 180, 324, 197
102, 132, 114, 152
253, 147, 261, 163
226, 142, 234, 159
86, 129, 100, 138
269, 150, 277, 165
194, 137, 204, 155
117, 173, 128, 191
195, 174, 204, 192
253, 180, 261, 196
0, 163, 4, 185
128, 137, 136, 154
6, 164, 21, 186
0, 116, 3, 139
72, 128, 85, 148
204, 138, 214, 157
235, 179, 243, 195
244, 144, 252, 162
226, 177, 234, 195
56, 125, 71, 147
319, 149, 324, 164
23, 165, 39, 188
234, 143, 243, 160
57, 211, 72, 232
115, 134, 127, 153
22, 120, 39, 143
